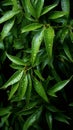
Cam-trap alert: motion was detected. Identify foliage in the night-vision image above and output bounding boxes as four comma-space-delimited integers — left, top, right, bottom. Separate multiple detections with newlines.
0, 0, 73, 130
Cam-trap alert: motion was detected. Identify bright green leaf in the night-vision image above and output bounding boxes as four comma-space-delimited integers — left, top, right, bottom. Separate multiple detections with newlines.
31, 28, 44, 65
44, 26, 55, 66
1, 19, 14, 40
0, 10, 20, 24
36, 0, 44, 18
6, 53, 25, 66
49, 11, 66, 19
19, 73, 28, 100
1, 70, 24, 89
21, 23, 43, 33
24, 0, 36, 18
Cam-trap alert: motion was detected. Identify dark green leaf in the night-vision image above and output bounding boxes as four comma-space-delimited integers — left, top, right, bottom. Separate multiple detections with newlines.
0, 107, 11, 116
46, 112, 52, 130
63, 43, 73, 62
26, 73, 32, 104
23, 107, 42, 130
55, 113, 70, 124
33, 77, 49, 102
48, 78, 71, 97
8, 83, 19, 100
34, 69, 44, 81
61, 0, 70, 17
41, 2, 58, 16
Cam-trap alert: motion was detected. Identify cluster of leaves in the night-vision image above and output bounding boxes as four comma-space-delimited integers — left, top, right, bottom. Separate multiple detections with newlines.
0, 0, 73, 130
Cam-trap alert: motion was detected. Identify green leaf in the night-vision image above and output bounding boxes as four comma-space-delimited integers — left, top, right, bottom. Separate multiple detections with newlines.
19, 73, 28, 100
21, 23, 43, 33
0, 10, 20, 24
6, 53, 25, 66
60, 28, 68, 43
24, 0, 36, 18
55, 113, 70, 125
12, 0, 18, 10
1, 19, 14, 40
63, 43, 73, 62
41, 2, 58, 16
8, 83, 19, 100
26, 73, 32, 104
70, 31, 73, 43
31, 28, 44, 65
1, 70, 23, 89
48, 78, 71, 97
44, 26, 55, 66
49, 11, 66, 19
34, 69, 44, 81
46, 112, 52, 130
0, 41, 4, 50
36, 0, 44, 18
23, 107, 42, 130
0, 107, 11, 116
33, 77, 48, 102
61, 0, 70, 17
69, 102, 73, 107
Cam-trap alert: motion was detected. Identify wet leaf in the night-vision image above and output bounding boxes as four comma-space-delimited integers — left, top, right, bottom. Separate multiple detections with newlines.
33, 77, 48, 102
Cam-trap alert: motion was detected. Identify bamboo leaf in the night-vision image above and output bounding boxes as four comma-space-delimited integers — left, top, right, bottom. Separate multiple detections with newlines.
21, 23, 43, 33
33, 77, 48, 102
1, 70, 23, 89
